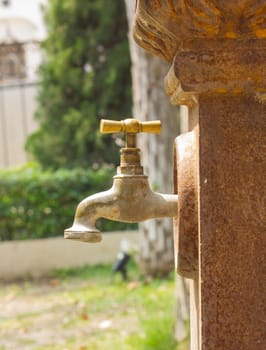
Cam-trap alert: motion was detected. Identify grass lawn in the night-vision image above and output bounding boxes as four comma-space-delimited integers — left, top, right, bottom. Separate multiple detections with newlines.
0, 262, 189, 350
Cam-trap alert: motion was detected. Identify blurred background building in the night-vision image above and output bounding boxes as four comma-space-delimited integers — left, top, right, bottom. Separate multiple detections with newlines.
0, 0, 46, 167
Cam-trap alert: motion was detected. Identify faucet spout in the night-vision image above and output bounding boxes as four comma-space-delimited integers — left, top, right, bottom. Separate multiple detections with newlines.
64, 188, 116, 243
64, 174, 178, 243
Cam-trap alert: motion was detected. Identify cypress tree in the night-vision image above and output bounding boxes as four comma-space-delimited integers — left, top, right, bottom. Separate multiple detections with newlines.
26, 0, 132, 169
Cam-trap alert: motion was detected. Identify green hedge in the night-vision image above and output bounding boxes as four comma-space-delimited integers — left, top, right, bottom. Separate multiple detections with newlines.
0, 163, 136, 241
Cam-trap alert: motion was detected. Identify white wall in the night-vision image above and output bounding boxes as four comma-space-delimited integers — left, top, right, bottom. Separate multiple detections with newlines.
0, 82, 38, 167
0, 0, 47, 168
0, 0, 47, 41
0, 231, 139, 280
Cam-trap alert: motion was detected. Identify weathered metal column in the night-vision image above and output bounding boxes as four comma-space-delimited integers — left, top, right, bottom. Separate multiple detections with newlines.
133, 2, 266, 349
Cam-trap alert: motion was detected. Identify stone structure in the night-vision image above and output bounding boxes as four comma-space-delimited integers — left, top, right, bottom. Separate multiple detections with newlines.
0, 42, 26, 81
133, 1, 266, 349
0, 0, 46, 167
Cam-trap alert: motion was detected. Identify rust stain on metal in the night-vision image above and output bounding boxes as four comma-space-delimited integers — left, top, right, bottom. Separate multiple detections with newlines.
199, 94, 266, 349
173, 130, 198, 279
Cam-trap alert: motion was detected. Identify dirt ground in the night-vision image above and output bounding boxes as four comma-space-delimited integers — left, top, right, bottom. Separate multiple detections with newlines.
0, 277, 139, 350
0, 262, 182, 350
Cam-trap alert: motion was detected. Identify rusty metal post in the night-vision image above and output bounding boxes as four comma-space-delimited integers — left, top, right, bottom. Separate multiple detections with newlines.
133, 2, 266, 349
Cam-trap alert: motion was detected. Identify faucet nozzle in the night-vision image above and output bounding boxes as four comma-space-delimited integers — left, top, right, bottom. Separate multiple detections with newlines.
64, 225, 102, 243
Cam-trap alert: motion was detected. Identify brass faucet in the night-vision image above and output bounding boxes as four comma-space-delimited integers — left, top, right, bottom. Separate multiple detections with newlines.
64, 118, 178, 243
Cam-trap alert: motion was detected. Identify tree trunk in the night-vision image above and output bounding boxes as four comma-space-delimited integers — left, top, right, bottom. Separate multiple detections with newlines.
124, 0, 179, 277
124, 1, 190, 343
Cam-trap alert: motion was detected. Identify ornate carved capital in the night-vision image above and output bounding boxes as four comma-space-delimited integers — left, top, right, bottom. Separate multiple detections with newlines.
134, 1, 266, 103
134, 0, 266, 62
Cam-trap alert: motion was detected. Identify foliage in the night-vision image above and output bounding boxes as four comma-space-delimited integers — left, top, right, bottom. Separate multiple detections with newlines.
26, 0, 132, 169
0, 163, 136, 241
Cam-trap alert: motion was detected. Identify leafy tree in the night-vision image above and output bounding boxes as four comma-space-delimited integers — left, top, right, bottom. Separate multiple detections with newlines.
26, 0, 132, 169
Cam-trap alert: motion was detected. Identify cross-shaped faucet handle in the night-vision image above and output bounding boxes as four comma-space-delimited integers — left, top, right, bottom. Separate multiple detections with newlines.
100, 118, 161, 135
100, 118, 161, 148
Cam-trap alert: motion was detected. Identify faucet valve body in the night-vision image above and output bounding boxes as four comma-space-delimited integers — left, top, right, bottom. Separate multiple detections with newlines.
101, 118, 161, 176
64, 118, 178, 243
119, 148, 143, 175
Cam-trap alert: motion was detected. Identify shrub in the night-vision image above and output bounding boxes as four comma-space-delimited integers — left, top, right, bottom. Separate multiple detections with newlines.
0, 163, 136, 241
